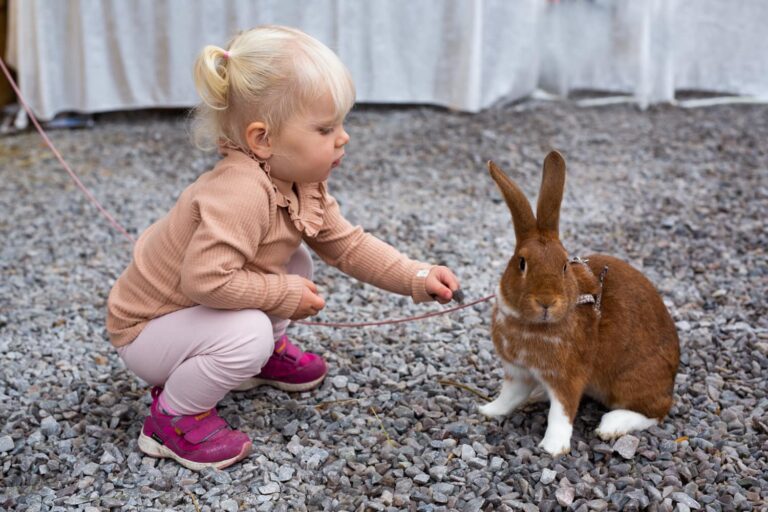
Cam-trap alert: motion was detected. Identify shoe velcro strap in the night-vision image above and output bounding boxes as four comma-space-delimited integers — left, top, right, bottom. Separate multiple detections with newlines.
172, 413, 228, 444
276, 336, 302, 362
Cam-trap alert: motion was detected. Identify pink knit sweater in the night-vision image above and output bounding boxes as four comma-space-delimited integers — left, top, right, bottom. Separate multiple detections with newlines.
107, 148, 434, 347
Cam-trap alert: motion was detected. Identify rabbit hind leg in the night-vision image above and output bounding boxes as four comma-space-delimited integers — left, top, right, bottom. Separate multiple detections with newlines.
595, 409, 658, 440
594, 368, 674, 440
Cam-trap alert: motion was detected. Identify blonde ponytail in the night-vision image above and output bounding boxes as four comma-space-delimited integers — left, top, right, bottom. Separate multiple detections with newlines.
193, 45, 231, 111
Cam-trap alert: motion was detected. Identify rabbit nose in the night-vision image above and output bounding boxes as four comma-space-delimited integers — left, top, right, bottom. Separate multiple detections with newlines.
537, 299, 553, 311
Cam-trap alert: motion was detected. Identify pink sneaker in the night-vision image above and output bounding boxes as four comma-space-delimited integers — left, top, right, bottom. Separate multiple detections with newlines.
137, 387, 252, 471
234, 335, 327, 392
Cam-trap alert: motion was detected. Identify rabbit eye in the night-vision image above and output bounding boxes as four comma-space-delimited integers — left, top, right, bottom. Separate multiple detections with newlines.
519, 257, 526, 272
563, 263, 568, 273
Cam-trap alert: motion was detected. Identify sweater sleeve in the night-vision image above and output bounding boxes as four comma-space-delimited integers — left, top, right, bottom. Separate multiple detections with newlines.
179, 175, 304, 318
305, 192, 434, 303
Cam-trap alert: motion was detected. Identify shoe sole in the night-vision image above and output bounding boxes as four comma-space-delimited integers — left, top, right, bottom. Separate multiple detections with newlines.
233, 372, 326, 392
137, 433, 252, 471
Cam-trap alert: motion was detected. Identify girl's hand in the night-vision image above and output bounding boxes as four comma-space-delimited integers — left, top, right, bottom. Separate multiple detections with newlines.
425, 266, 461, 304
291, 277, 326, 319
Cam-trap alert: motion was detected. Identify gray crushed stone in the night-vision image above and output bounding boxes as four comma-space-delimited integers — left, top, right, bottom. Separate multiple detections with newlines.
1, 100, 766, 511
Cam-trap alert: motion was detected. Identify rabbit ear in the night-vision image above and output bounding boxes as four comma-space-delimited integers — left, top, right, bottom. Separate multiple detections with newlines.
536, 150, 566, 239
488, 161, 537, 242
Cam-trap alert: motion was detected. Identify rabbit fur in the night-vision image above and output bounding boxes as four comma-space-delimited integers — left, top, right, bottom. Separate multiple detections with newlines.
479, 151, 680, 456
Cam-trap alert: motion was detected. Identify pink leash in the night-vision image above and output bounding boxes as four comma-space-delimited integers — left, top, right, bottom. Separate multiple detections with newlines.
0, 56, 135, 243
297, 294, 494, 328
0, 56, 494, 327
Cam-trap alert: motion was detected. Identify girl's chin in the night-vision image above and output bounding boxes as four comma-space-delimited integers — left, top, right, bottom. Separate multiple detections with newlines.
313, 171, 332, 182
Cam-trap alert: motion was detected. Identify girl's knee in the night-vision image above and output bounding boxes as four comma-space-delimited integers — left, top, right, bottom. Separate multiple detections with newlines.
226, 310, 275, 371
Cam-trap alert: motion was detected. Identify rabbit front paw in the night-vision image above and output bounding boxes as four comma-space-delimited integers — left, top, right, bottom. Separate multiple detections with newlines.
538, 427, 572, 456
479, 377, 534, 417
478, 399, 514, 417
539, 398, 573, 455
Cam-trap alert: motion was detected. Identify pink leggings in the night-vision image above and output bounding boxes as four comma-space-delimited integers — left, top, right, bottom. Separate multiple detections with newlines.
117, 245, 313, 415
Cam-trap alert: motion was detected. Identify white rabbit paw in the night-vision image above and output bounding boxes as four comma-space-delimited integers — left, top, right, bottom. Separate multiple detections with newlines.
596, 409, 658, 440
478, 399, 513, 418
538, 395, 573, 455
538, 427, 572, 456
478, 377, 533, 417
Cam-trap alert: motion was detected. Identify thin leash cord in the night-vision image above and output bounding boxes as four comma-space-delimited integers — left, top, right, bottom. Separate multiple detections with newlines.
0, 56, 494, 327
296, 294, 494, 328
0, 56, 135, 243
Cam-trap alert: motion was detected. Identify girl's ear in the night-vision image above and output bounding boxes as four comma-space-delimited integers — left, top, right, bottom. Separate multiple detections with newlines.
536, 150, 566, 240
245, 121, 272, 160
488, 161, 537, 243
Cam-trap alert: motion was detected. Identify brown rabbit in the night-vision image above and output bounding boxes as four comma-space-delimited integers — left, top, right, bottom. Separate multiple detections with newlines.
479, 151, 680, 456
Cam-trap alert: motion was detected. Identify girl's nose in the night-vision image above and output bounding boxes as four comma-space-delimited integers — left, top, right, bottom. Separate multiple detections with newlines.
336, 128, 350, 147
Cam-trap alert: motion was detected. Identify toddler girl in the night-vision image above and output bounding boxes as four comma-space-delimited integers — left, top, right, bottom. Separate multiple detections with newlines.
107, 25, 460, 470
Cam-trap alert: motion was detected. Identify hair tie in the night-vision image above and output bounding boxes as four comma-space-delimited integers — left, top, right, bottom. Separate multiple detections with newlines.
223, 50, 230, 60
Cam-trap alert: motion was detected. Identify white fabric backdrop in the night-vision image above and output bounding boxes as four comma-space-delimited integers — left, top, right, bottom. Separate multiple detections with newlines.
6, 0, 768, 120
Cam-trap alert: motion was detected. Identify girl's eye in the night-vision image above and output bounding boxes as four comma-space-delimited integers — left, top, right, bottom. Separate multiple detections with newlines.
318, 127, 334, 135
519, 257, 526, 272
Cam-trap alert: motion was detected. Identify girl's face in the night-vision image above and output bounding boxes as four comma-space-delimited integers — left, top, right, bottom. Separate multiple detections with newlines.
267, 92, 350, 185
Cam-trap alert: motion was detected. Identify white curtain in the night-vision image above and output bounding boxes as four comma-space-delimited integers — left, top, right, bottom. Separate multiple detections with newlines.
6, 0, 768, 120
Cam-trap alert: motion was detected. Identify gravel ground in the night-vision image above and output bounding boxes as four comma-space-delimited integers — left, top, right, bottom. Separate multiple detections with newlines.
0, 99, 766, 511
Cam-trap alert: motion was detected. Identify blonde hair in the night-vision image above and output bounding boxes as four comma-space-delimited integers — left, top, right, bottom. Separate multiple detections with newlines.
191, 25, 356, 151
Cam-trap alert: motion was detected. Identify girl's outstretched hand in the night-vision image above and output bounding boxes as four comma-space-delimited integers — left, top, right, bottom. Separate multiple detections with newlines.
425, 266, 461, 304
291, 277, 326, 319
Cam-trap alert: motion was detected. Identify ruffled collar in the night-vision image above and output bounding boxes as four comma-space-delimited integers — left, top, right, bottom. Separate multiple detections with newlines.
218, 141, 327, 237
